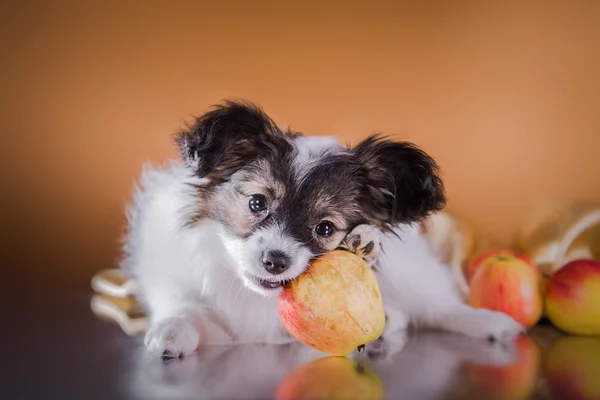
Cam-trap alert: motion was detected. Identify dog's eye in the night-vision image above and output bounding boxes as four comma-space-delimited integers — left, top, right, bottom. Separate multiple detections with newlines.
315, 221, 335, 237
249, 194, 268, 212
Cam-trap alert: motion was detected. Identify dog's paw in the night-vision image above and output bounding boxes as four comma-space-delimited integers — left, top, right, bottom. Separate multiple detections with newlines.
144, 317, 200, 358
365, 336, 387, 360
459, 309, 525, 342
366, 333, 407, 361
341, 224, 381, 269
350, 331, 407, 364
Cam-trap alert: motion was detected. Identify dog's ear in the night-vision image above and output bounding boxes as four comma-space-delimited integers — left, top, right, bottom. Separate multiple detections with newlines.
176, 100, 289, 180
353, 135, 446, 228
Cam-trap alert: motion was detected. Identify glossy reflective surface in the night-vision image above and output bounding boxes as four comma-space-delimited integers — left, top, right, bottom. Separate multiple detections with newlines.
7, 280, 600, 400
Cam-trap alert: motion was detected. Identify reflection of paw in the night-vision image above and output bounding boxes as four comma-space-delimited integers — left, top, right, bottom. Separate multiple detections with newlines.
468, 340, 520, 366
458, 309, 525, 342
144, 317, 200, 358
341, 224, 381, 269
434, 332, 520, 367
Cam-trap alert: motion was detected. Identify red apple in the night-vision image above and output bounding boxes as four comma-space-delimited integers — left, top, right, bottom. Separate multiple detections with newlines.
545, 259, 600, 335
467, 249, 537, 283
277, 250, 386, 356
275, 356, 384, 400
468, 250, 543, 328
467, 335, 541, 400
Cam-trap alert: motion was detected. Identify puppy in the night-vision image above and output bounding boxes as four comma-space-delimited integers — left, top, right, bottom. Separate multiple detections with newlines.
120, 100, 523, 358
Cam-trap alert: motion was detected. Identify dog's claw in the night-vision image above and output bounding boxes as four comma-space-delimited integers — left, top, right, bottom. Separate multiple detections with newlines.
342, 225, 382, 269
161, 350, 182, 359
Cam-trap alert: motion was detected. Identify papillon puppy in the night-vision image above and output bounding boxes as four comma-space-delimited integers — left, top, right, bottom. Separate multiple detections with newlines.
120, 100, 523, 358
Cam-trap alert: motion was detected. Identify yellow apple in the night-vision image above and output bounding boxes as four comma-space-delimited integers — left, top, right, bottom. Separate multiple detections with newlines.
468, 250, 543, 328
275, 356, 384, 400
545, 336, 600, 399
277, 250, 386, 356
545, 259, 600, 335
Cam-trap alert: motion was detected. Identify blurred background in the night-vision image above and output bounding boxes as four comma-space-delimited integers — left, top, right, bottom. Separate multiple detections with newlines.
2, 1, 599, 292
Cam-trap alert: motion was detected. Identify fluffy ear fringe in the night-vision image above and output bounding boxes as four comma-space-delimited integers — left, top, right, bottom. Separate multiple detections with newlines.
175, 100, 288, 180
354, 135, 446, 228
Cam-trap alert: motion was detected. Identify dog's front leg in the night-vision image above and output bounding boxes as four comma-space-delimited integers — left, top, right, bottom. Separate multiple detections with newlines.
144, 315, 200, 358
144, 301, 233, 358
417, 304, 525, 342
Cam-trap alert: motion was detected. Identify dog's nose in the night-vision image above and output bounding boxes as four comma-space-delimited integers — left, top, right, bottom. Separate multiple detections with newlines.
261, 250, 290, 275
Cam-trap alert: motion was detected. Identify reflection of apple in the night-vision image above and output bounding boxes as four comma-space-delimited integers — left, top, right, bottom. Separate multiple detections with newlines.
545, 336, 600, 400
275, 356, 384, 400
468, 250, 543, 328
545, 259, 600, 335
278, 250, 386, 356
466, 335, 541, 400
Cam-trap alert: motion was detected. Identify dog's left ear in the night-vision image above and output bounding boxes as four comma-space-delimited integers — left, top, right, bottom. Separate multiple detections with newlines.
353, 135, 446, 227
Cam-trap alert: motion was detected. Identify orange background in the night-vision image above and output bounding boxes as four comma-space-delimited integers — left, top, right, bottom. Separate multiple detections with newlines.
2, 2, 599, 283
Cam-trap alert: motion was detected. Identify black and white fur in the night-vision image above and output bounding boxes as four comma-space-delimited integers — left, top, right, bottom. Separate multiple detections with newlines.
120, 101, 523, 359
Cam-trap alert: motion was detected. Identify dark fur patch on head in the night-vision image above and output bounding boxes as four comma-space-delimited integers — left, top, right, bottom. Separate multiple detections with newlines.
206, 150, 368, 256
269, 154, 370, 253
176, 101, 445, 253
352, 135, 446, 229
176, 100, 295, 183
